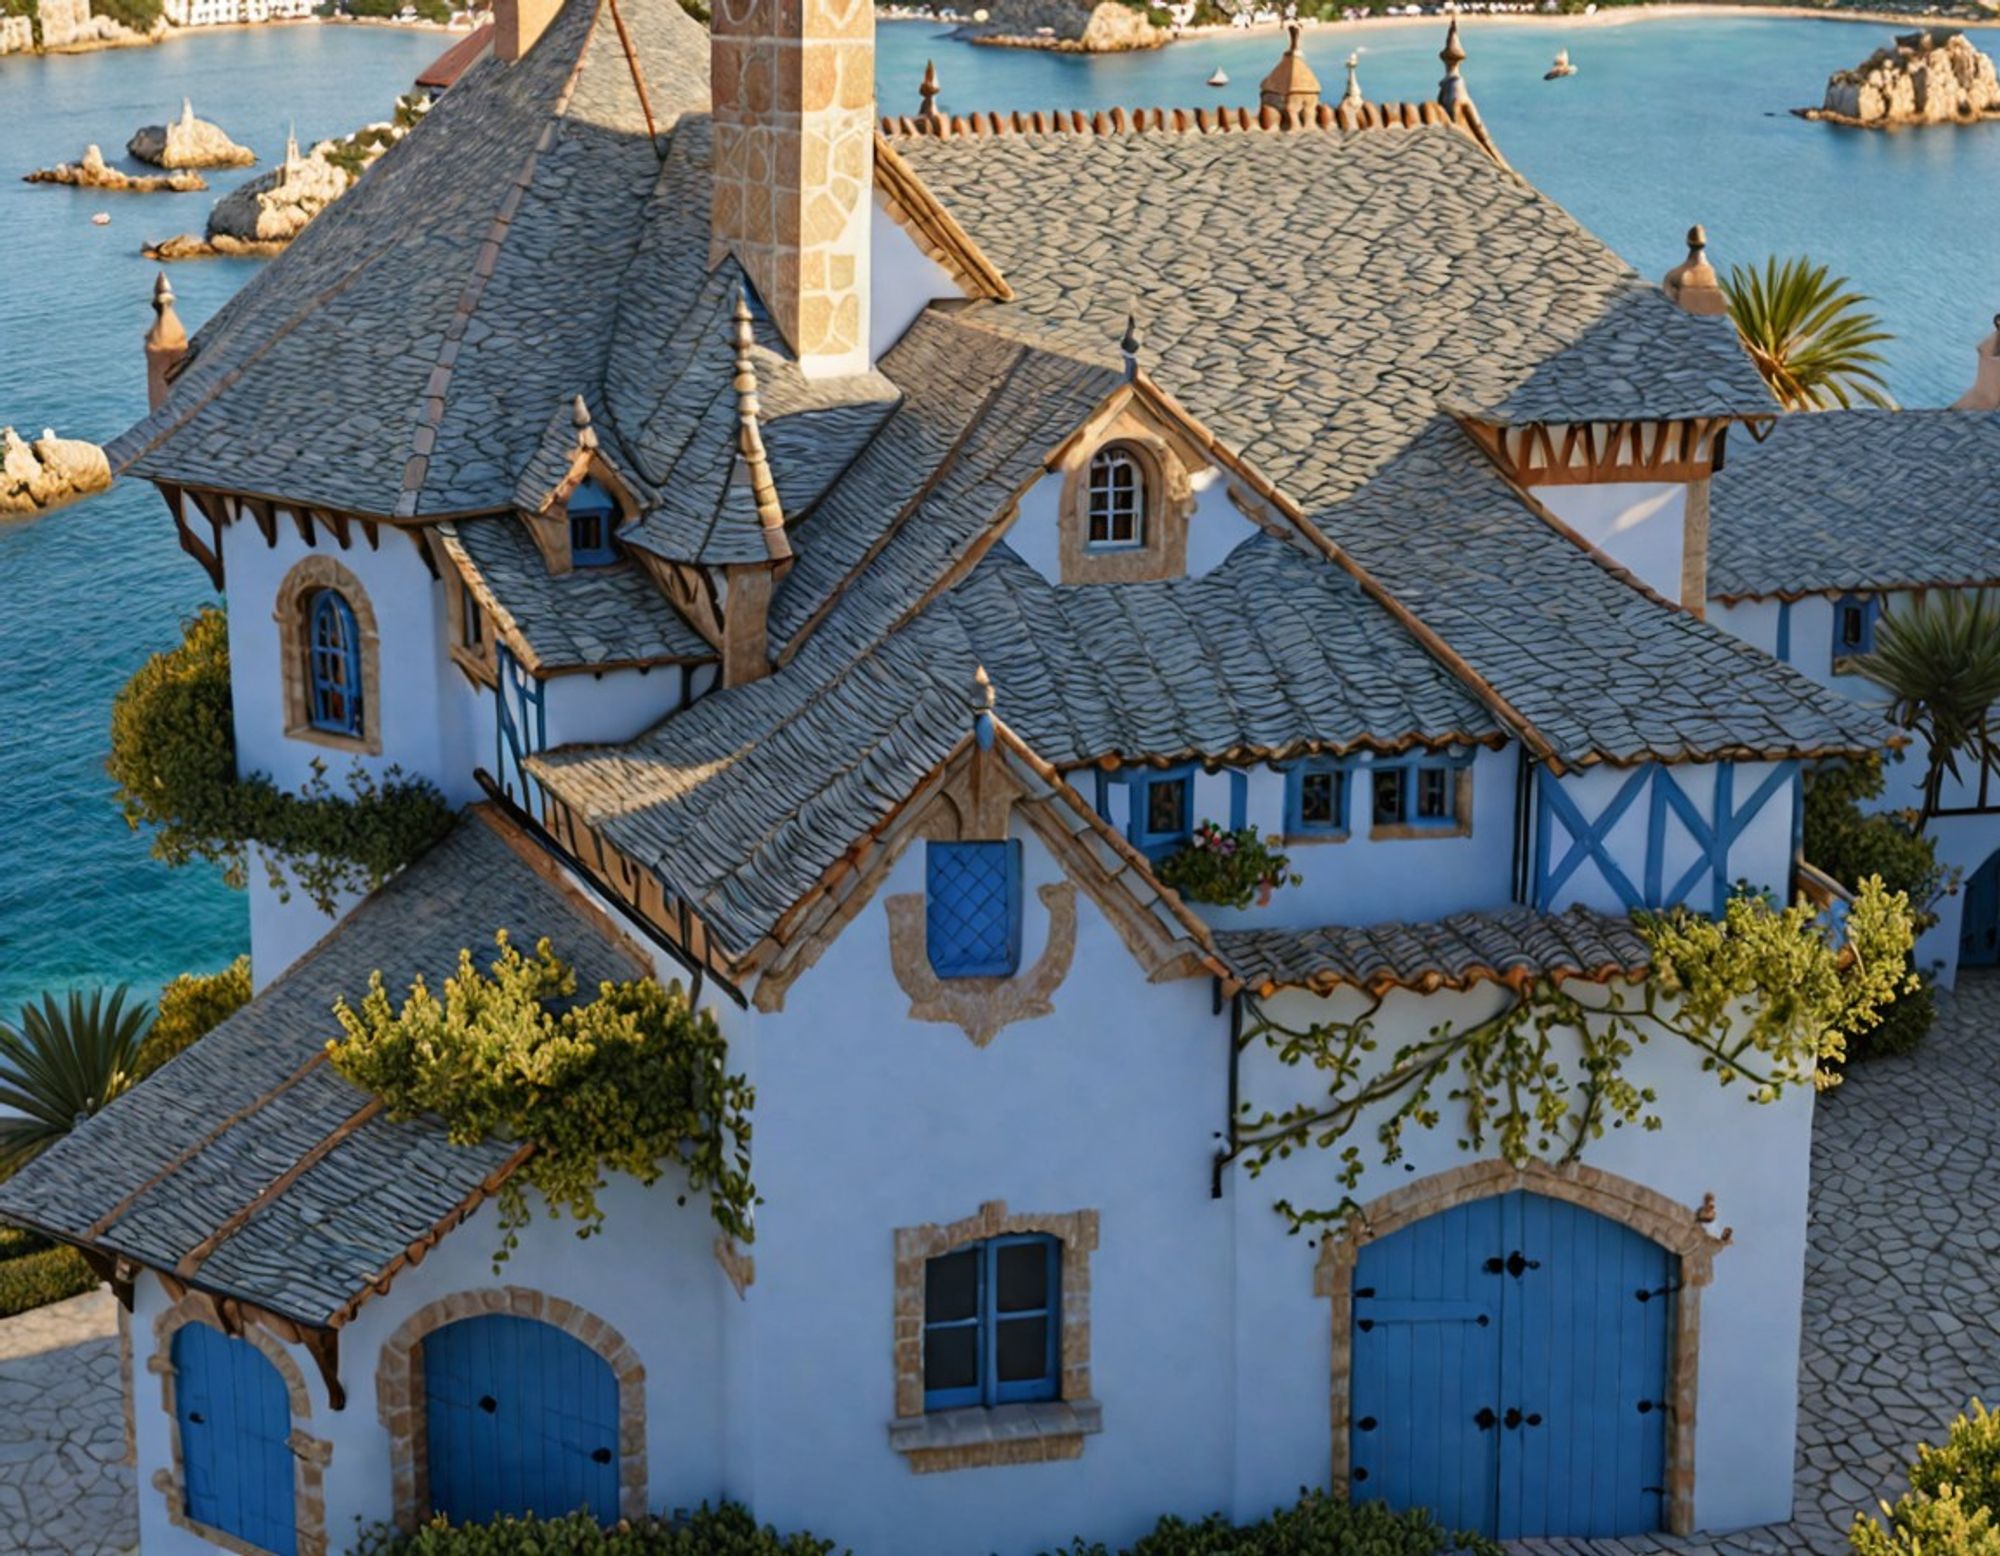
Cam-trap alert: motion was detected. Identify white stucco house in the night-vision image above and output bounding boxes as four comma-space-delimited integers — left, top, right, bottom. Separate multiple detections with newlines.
0, 6, 1908, 1556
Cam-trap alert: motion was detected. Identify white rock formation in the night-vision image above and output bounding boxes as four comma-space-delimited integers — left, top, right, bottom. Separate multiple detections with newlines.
0, 428, 112, 519
128, 100, 257, 168
1818, 29, 2000, 127
24, 145, 208, 192
962, 0, 1166, 52
207, 131, 348, 242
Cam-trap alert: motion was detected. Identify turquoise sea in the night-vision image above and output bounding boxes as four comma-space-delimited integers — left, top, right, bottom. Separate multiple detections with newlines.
2, 10, 1996, 1015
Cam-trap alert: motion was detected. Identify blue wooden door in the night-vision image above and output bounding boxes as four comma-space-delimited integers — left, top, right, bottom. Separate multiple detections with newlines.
424, 1314, 620, 1525
1351, 1191, 1672, 1540
172, 1323, 297, 1556
1963, 851, 2000, 968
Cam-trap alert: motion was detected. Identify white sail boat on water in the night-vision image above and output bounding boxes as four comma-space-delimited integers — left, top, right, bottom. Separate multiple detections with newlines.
1207, 64, 1229, 86
1544, 47, 1576, 78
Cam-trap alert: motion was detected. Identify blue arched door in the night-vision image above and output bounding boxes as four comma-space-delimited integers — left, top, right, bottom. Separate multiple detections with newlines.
172, 1323, 297, 1556
423, 1314, 621, 1524
1962, 851, 2000, 968
1350, 1190, 1673, 1540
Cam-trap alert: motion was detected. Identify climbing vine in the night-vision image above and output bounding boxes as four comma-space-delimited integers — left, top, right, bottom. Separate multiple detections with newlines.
1233, 879, 1917, 1234
326, 933, 756, 1268
107, 606, 453, 915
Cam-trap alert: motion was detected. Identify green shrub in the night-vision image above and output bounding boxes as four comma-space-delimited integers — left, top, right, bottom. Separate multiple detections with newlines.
1852, 968, 1936, 1061
108, 607, 454, 915
89, 0, 159, 30
137, 957, 253, 1077
352, 1504, 836, 1556
1048, 1490, 1501, 1556
0, 1225, 49, 1261
1853, 1400, 2000, 1554
0, 1245, 99, 1318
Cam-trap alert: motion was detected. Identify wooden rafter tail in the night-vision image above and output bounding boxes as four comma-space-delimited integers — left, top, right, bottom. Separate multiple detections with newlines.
301, 1325, 345, 1411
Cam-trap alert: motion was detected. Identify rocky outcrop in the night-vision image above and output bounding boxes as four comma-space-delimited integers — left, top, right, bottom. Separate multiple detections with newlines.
0, 15, 33, 52
37, 0, 161, 50
1804, 29, 2000, 128
128, 101, 256, 168
0, 428, 112, 519
960, 0, 1166, 52
24, 145, 207, 192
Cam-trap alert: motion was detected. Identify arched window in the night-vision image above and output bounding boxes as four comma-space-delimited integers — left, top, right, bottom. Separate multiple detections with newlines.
306, 589, 363, 738
568, 479, 619, 566
1085, 446, 1145, 550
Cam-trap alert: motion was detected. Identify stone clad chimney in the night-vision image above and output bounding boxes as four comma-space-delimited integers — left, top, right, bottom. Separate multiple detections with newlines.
710, 0, 875, 377
145, 272, 188, 412
1260, 24, 1321, 117
1663, 224, 1730, 316
1953, 314, 2000, 410
493, 0, 561, 63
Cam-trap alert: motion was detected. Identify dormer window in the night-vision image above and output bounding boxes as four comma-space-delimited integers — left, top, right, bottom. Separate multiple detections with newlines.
1086, 446, 1145, 550
307, 589, 363, 738
1370, 755, 1472, 839
1833, 593, 1877, 666
568, 479, 619, 567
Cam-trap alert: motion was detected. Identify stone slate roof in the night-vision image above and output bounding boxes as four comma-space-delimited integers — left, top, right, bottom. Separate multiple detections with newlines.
1709, 410, 2000, 600
440, 517, 712, 671
1215, 903, 1651, 996
0, 813, 645, 1328
111, 0, 713, 518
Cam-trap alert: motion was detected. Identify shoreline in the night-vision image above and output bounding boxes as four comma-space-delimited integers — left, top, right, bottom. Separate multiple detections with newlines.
6, 10, 466, 62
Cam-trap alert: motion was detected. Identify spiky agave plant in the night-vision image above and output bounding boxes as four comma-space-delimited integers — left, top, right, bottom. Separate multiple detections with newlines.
1859, 591, 2000, 825
0, 987, 153, 1177
1723, 257, 1895, 412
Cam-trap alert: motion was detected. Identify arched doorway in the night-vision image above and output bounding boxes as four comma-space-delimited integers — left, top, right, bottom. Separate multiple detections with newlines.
1349, 1190, 1674, 1541
423, 1314, 622, 1524
1962, 850, 2000, 969
171, 1323, 299, 1556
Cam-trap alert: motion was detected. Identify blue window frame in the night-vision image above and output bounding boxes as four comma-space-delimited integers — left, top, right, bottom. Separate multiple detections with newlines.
1127, 766, 1195, 857
926, 841, 1023, 978
1833, 594, 1877, 662
568, 478, 619, 566
306, 589, 362, 737
922, 1234, 1060, 1412
1285, 760, 1350, 836
1372, 758, 1461, 830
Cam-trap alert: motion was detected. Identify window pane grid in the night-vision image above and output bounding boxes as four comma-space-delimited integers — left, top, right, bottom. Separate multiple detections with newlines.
1086, 448, 1145, 549
922, 1235, 1059, 1412
568, 479, 619, 566
307, 590, 362, 737
1289, 764, 1348, 834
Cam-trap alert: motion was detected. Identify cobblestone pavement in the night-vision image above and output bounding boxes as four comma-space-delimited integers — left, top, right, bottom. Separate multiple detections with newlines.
0, 1287, 132, 1555
3, 983, 2000, 1553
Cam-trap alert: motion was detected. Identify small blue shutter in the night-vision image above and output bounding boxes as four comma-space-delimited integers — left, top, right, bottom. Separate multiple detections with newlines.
424, 1315, 621, 1525
568, 480, 619, 566
926, 841, 1022, 978
173, 1323, 297, 1556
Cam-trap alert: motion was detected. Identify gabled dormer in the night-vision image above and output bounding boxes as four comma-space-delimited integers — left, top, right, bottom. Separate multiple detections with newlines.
513, 395, 642, 577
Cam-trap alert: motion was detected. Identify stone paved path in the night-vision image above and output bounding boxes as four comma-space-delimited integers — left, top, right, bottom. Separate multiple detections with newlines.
0, 1288, 132, 1555
5, 981, 2000, 1553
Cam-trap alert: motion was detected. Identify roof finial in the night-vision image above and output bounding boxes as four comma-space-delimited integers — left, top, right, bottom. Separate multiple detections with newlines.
919, 59, 941, 121
1120, 313, 1142, 381
570, 393, 599, 453
971, 665, 997, 749
1661, 222, 1729, 317
732, 290, 789, 557
145, 271, 188, 413
1953, 309, 2000, 411
1343, 51, 1363, 107
1437, 17, 1469, 112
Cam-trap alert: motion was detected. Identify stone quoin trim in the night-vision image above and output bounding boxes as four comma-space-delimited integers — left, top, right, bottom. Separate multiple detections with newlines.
1313, 1159, 1731, 1537
148, 1293, 334, 1556
891, 1201, 1100, 1473
272, 552, 383, 756
375, 1286, 649, 1529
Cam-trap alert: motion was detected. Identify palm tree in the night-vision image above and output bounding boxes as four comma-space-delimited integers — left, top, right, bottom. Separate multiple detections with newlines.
0, 988, 153, 1177
1858, 591, 2000, 825
1723, 257, 1896, 412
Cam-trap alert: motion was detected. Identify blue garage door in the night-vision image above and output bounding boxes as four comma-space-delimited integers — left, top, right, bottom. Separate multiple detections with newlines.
424, 1314, 621, 1525
1351, 1190, 1673, 1540
172, 1322, 297, 1556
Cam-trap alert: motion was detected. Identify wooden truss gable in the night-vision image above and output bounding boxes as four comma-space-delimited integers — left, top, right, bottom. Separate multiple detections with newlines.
1456, 415, 1756, 489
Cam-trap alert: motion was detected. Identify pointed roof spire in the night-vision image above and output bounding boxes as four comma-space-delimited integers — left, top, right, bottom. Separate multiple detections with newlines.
570, 392, 599, 453
732, 291, 789, 560
145, 271, 189, 412
919, 59, 942, 121
1661, 223, 1729, 317
971, 664, 997, 750
1342, 50, 1363, 107
1438, 17, 1469, 113
1259, 22, 1322, 115
1120, 313, 1142, 381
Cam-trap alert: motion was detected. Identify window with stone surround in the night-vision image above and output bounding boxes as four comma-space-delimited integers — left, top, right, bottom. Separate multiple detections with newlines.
274, 554, 382, 756
891, 1202, 1100, 1474
1085, 446, 1146, 550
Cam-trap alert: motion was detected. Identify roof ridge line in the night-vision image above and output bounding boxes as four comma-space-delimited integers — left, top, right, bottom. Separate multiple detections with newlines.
879, 98, 1504, 164
393, 3, 601, 518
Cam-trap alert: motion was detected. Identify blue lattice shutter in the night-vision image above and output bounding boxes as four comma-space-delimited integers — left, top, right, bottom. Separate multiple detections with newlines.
926, 841, 1023, 978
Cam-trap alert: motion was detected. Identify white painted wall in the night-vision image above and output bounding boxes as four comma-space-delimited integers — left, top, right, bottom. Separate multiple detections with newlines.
1005, 465, 1259, 584
1532, 482, 1688, 603
869, 200, 963, 366
542, 665, 689, 750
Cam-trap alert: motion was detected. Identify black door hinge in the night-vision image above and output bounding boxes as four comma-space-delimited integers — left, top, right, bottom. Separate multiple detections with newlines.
1635, 1282, 1684, 1303
1486, 1250, 1542, 1277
